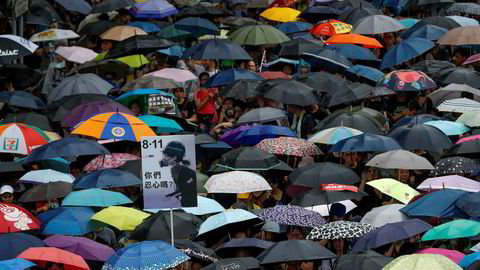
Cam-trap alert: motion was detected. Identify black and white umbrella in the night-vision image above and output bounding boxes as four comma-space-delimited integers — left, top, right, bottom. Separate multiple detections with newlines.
306, 221, 376, 240
0, 35, 38, 64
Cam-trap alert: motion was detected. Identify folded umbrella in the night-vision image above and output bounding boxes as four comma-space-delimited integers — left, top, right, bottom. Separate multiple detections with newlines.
400, 189, 470, 218
422, 219, 480, 241
307, 221, 376, 240
366, 178, 420, 204
383, 254, 462, 270
455, 192, 480, 217
335, 250, 393, 270
380, 38, 435, 70
330, 133, 401, 153
366, 150, 434, 170
0, 233, 44, 260
62, 189, 132, 207
19, 182, 72, 203
257, 240, 337, 265
360, 204, 409, 228
258, 205, 326, 228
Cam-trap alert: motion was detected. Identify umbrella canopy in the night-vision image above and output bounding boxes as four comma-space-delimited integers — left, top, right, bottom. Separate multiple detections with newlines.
181, 196, 225, 215
380, 38, 435, 70
378, 70, 437, 91
383, 254, 462, 270
308, 127, 363, 145
457, 112, 480, 127
19, 169, 74, 184
401, 24, 448, 41
30, 29, 79, 42
62, 189, 132, 207
438, 26, 480, 45
130, 210, 200, 240
446, 139, 480, 156
47, 74, 113, 104
327, 45, 379, 61
292, 188, 367, 207
335, 250, 393, 270
416, 248, 465, 264
236, 107, 286, 125
2, 112, 53, 132
276, 38, 324, 57
216, 238, 273, 258
174, 239, 218, 263
258, 79, 318, 106
330, 133, 401, 153
203, 257, 259, 270
307, 221, 376, 240
0, 123, 51, 155
433, 67, 480, 88
204, 171, 272, 194
128, 22, 162, 33
422, 219, 480, 241
43, 235, 115, 262
233, 125, 296, 147
400, 189, 470, 218
105, 35, 173, 59
100, 25, 148, 41
102, 241, 189, 270
411, 60, 455, 76
255, 137, 322, 157
132, 0, 178, 18
50, 94, 112, 121
311, 20, 353, 36
260, 7, 300, 22
315, 109, 384, 134
174, 17, 219, 37
428, 83, 480, 107
91, 0, 134, 13
196, 209, 263, 240
181, 39, 251, 60
0, 258, 35, 270
258, 205, 326, 228
92, 206, 150, 231
455, 192, 480, 217
37, 207, 100, 236
460, 253, 480, 269
353, 15, 405, 34
389, 124, 452, 152
326, 34, 383, 48
18, 247, 90, 270
257, 240, 337, 265
301, 50, 353, 73
73, 169, 141, 189
54, 46, 97, 64
138, 115, 183, 134
19, 182, 72, 203
367, 178, 420, 204
54, 0, 92, 14
222, 79, 262, 102
83, 153, 139, 171
299, 6, 341, 22
276, 21, 313, 34
229, 25, 290, 46
216, 147, 287, 171
0, 35, 38, 64
366, 150, 434, 170
206, 68, 263, 87
337, 6, 380, 25
0, 91, 45, 110
361, 204, 409, 228
424, 120, 469, 136
431, 156, 478, 177
0, 233, 44, 260
352, 219, 432, 251
438, 98, 480, 113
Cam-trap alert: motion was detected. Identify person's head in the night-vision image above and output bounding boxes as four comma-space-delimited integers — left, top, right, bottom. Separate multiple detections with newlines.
224, 108, 236, 120
246, 60, 256, 72
365, 166, 378, 181
117, 9, 132, 24
222, 98, 234, 110
452, 47, 469, 66
101, 40, 113, 52
329, 203, 346, 221
129, 101, 141, 115
407, 99, 421, 116
332, 238, 346, 255
161, 141, 186, 166
283, 65, 293, 75
287, 226, 304, 240
397, 169, 410, 183
298, 60, 310, 74
46, 262, 64, 270
0, 185, 13, 204
342, 152, 358, 168
383, 32, 396, 48
198, 72, 210, 87
173, 88, 186, 100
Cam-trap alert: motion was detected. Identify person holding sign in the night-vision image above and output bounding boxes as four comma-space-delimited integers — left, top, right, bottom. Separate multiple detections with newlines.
159, 141, 197, 207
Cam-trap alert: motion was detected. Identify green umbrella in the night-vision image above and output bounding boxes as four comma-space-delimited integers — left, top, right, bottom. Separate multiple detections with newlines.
138, 115, 183, 133
157, 25, 192, 42
228, 25, 290, 46
422, 219, 480, 241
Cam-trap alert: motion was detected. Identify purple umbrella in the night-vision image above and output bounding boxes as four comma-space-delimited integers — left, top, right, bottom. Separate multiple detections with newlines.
43, 235, 115, 262
219, 125, 250, 147
258, 205, 326, 228
61, 100, 134, 128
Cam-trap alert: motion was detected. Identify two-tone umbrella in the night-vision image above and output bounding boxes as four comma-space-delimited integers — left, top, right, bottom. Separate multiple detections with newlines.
378, 70, 437, 91
0, 35, 38, 64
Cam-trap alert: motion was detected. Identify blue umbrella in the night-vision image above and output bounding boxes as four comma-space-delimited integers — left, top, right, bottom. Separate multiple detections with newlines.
344, 65, 384, 84
330, 133, 401, 152
197, 209, 263, 240
0, 233, 45, 260
301, 49, 353, 74
0, 259, 36, 270
62, 188, 133, 207
392, 114, 444, 128
276, 22, 313, 34
23, 138, 110, 164
174, 17, 219, 37
423, 120, 470, 136
459, 252, 480, 269
138, 115, 184, 133
103, 241, 189, 270
181, 39, 252, 60
128, 22, 162, 33
234, 125, 296, 146
73, 169, 142, 189
389, 123, 453, 152
206, 68, 264, 87
216, 238, 274, 258
157, 45, 185, 57
54, 0, 92, 14
16, 156, 69, 173
401, 24, 448, 41
132, 0, 178, 19
326, 44, 380, 61
380, 38, 435, 70
398, 18, 420, 28
352, 219, 432, 251
37, 207, 102, 235
400, 189, 470, 218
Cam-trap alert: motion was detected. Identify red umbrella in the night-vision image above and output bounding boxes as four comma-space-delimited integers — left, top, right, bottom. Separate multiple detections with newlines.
83, 153, 140, 171
0, 203, 41, 233
259, 71, 291, 80
17, 247, 90, 270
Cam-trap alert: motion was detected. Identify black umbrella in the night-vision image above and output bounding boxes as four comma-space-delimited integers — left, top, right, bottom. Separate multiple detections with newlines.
315, 107, 385, 134
202, 257, 260, 270
0, 36, 38, 64
222, 79, 262, 102
80, 20, 120, 36
236, 107, 287, 125
430, 156, 479, 177
0, 162, 25, 173
295, 71, 350, 94
257, 240, 337, 265
299, 6, 342, 22
130, 210, 201, 241
174, 239, 218, 263
0, 233, 45, 260
292, 189, 367, 207
3, 112, 53, 131
445, 140, 480, 157
455, 192, 480, 217
389, 124, 453, 152
91, 0, 135, 13
223, 16, 258, 27
181, 39, 252, 60
25, 0, 61, 26
410, 60, 455, 76
19, 182, 72, 203
217, 147, 287, 171
287, 162, 361, 197
0, 64, 42, 89
334, 250, 393, 270
49, 94, 113, 121
0, 91, 46, 110
275, 38, 323, 58
320, 83, 390, 108
411, 16, 461, 31
68, 60, 130, 81
337, 7, 380, 25
216, 238, 273, 258
331, 0, 377, 10
177, 4, 230, 17
257, 79, 318, 106
105, 35, 174, 59
416, 0, 454, 7
195, 134, 217, 145
433, 67, 480, 88
47, 73, 113, 104
301, 49, 353, 74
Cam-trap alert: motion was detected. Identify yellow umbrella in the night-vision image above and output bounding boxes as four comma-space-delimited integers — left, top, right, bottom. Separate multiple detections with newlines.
116, 54, 150, 68
367, 178, 420, 204
44, 131, 62, 141
92, 206, 150, 231
260, 7, 301, 23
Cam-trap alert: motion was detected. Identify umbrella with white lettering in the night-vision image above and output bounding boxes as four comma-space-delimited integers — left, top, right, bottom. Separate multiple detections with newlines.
0, 35, 38, 64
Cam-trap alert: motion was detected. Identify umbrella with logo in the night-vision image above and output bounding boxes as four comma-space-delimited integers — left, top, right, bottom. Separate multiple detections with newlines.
18, 247, 90, 270
400, 189, 469, 218
0, 203, 41, 233
30, 29, 79, 42
311, 20, 352, 36
361, 204, 409, 228
378, 70, 437, 91
205, 171, 272, 194
422, 219, 480, 241
366, 150, 434, 170
0, 35, 38, 64
37, 207, 101, 236
307, 221, 376, 240
335, 250, 393, 270
0, 123, 52, 155
383, 254, 462, 270
257, 240, 337, 265
258, 205, 326, 228
367, 178, 420, 204
92, 206, 150, 231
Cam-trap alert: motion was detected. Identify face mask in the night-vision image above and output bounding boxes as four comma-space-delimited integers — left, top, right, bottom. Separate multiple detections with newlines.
54, 60, 65, 69
159, 158, 170, 167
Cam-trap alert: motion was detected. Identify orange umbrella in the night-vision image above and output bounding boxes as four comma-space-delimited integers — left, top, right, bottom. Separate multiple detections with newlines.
326, 34, 383, 48
100, 26, 148, 41
311, 20, 352, 36
18, 247, 90, 270
259, 71, 292, 80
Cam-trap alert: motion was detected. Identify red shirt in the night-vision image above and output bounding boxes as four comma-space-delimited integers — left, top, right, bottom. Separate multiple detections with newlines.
196, 88, 217, 115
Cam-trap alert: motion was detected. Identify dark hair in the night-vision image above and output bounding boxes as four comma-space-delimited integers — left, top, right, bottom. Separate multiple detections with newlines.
199, 72, 210, 80
163, 141, 190, 166
453, 47, 469, 58
45, 262, 64, 270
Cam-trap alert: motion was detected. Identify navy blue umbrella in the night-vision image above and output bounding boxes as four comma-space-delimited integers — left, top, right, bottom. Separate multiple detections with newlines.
344, 65, 385, 85
276, 22, 312, 34
327, 44, 380, 61
234, 125, 296, 146
392, 114, 444, 128
455, 192, 480, 217
401, 24, 448, 41
330, 133, 402, 152
0, 233, 45, 260
0, 91, 46, 110
73, 169, 142, 189
206, 68, 264, 87
174, 17, 219, 37
54, 0, 92, 14
301, 49, 352, 74
380, 38, 435, 70
351, 219, 432, 251
400, 189, 470, 218
181, 39, 252, 60
23, 138, 110, 164
389, 124, 452, 152
276, 38, 324, 57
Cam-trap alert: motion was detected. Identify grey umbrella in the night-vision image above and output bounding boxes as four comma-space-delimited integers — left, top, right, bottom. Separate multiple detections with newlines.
47, 74, 113, 104
335, 250, 393, 270
353, 15, 405, 35
365, 150, 435, 170
25, 0, 61, 26
236, 107, 287, 125
427, 83, 480, 107
258, 240, 337, 265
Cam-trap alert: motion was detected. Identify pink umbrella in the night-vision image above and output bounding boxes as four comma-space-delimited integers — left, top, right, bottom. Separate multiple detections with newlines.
456, 134, 480, 144
83, 153, 140, 171
464, 53, 480, 65
55, 46, 98, 64
143, 68, 197, 83
417, 248, 465, 264
417, 175, 480, 192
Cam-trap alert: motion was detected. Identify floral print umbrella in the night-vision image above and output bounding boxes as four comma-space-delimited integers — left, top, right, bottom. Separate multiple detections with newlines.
255, 137, 322, 157
258, 205, 326, 228
84, 153, 140, 171
377, 70, 436, 92
307, 221, 376, 240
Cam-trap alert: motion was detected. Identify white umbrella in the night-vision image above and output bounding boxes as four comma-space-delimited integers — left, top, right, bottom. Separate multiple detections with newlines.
204, 171, 272, 193
366, 150, 435, 170
19, 169, 75, 184
145, 196, 225, 215
306, 200, 357, 216
30, 29, 80, 42
55, 46, 98, 64
417, 175, 480, 192
437, 98, 480, 113
360, 204, 409, 227
456, 111, 480, 126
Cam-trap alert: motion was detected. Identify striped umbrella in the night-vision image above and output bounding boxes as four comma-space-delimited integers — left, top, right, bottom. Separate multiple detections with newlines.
0, 123, 51, 155
437, 98, 480, 113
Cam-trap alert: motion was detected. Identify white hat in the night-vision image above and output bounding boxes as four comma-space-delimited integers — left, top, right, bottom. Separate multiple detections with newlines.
0, 185, 13, 194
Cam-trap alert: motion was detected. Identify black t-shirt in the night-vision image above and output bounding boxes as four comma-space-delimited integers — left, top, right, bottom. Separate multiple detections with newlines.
170, 165, 197, 207
177, 99, 196, 119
